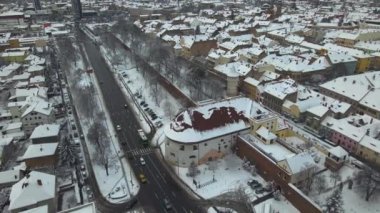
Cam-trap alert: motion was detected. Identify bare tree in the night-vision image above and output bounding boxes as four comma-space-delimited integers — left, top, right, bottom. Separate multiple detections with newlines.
355, 166, 380, 201
301, 162, 316, 194
314, 174, 327, 194
330, 172, 342, 188
162, 99, 175, 119
87, 118, 110, 176
273, 189, 281, 201
323, 188, 344, 213
234, 186, 254, 212
208, 160, 218, 172
188, 161, 199, 177
0, 188, 11, 212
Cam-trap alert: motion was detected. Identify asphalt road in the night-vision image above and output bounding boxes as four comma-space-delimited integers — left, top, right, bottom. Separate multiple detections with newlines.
78, 30, 204, 213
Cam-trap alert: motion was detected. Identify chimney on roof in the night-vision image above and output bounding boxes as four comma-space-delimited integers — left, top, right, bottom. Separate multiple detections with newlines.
37, 179, 42, 186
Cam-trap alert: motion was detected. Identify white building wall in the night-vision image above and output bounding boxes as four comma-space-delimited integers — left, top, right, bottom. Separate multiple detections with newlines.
165, 128, 250, 167
21, 112, 54, 135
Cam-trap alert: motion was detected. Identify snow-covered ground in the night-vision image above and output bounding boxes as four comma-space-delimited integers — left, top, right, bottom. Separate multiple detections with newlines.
308, 164, 380, 213
176, 154, 267, 200
61, 41, 138, 203
207, 206, 237, 213
254, 196, 300, 213
61, 189, 77, 210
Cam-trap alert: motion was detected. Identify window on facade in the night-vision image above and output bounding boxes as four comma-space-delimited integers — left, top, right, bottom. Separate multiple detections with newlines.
204, 143, 208, 146
180, 145, 184, 151
38, 117, 41, 119
170, 152, 175, 157
224, 145, 228, 149
193, 145, 198, 151
189, 155, 196, 159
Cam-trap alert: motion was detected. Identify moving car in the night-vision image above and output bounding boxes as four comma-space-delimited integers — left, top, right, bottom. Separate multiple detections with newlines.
163, 198, 172, 210
139, 174, 147, 183
116, 125, 121, 131
140, 157, 146, 166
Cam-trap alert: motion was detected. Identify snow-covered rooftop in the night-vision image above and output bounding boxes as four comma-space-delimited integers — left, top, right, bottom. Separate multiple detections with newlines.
9, 171, 56, 211
306, 105, 329, 118
0, 169, 21, 185
282, 152, 316, 174
0, 11, 24, 17
22, 143, 58, 159
165, 97, 274, 143
214, 61, 253, 77
181, 35, 211, 48
21, 96, 53, 117
239, 134, 294, 162
0, 63, 21, 78
263, 78, 298, 100
320, 71, 380, 106
29, 124, 60, 140
322, 114, 380, 142
359, 136, 380, 154
259, 53, 331, 73
27, 65, 44, 73
328, 146, 348, 158
19, 205, 48, 213
59, 202, 96, 213
256, 126, 277, 141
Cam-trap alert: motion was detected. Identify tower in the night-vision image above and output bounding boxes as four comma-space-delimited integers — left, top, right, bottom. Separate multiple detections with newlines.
72, 0, 82, 21
34, 0, 41, 10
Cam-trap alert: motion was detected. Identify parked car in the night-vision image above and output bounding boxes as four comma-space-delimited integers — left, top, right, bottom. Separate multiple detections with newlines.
251, 183, 262, 190
142, 103, 148, 108
255, 187, 266, 194
140, 157, 146, 166
140, 101, 146, 106
247, 179, 259, 186
154, 121, 163, 128
82, 171, 87, 179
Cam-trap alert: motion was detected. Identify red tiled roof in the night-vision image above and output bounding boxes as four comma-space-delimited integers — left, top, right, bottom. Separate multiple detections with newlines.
172, 106, 249, 132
